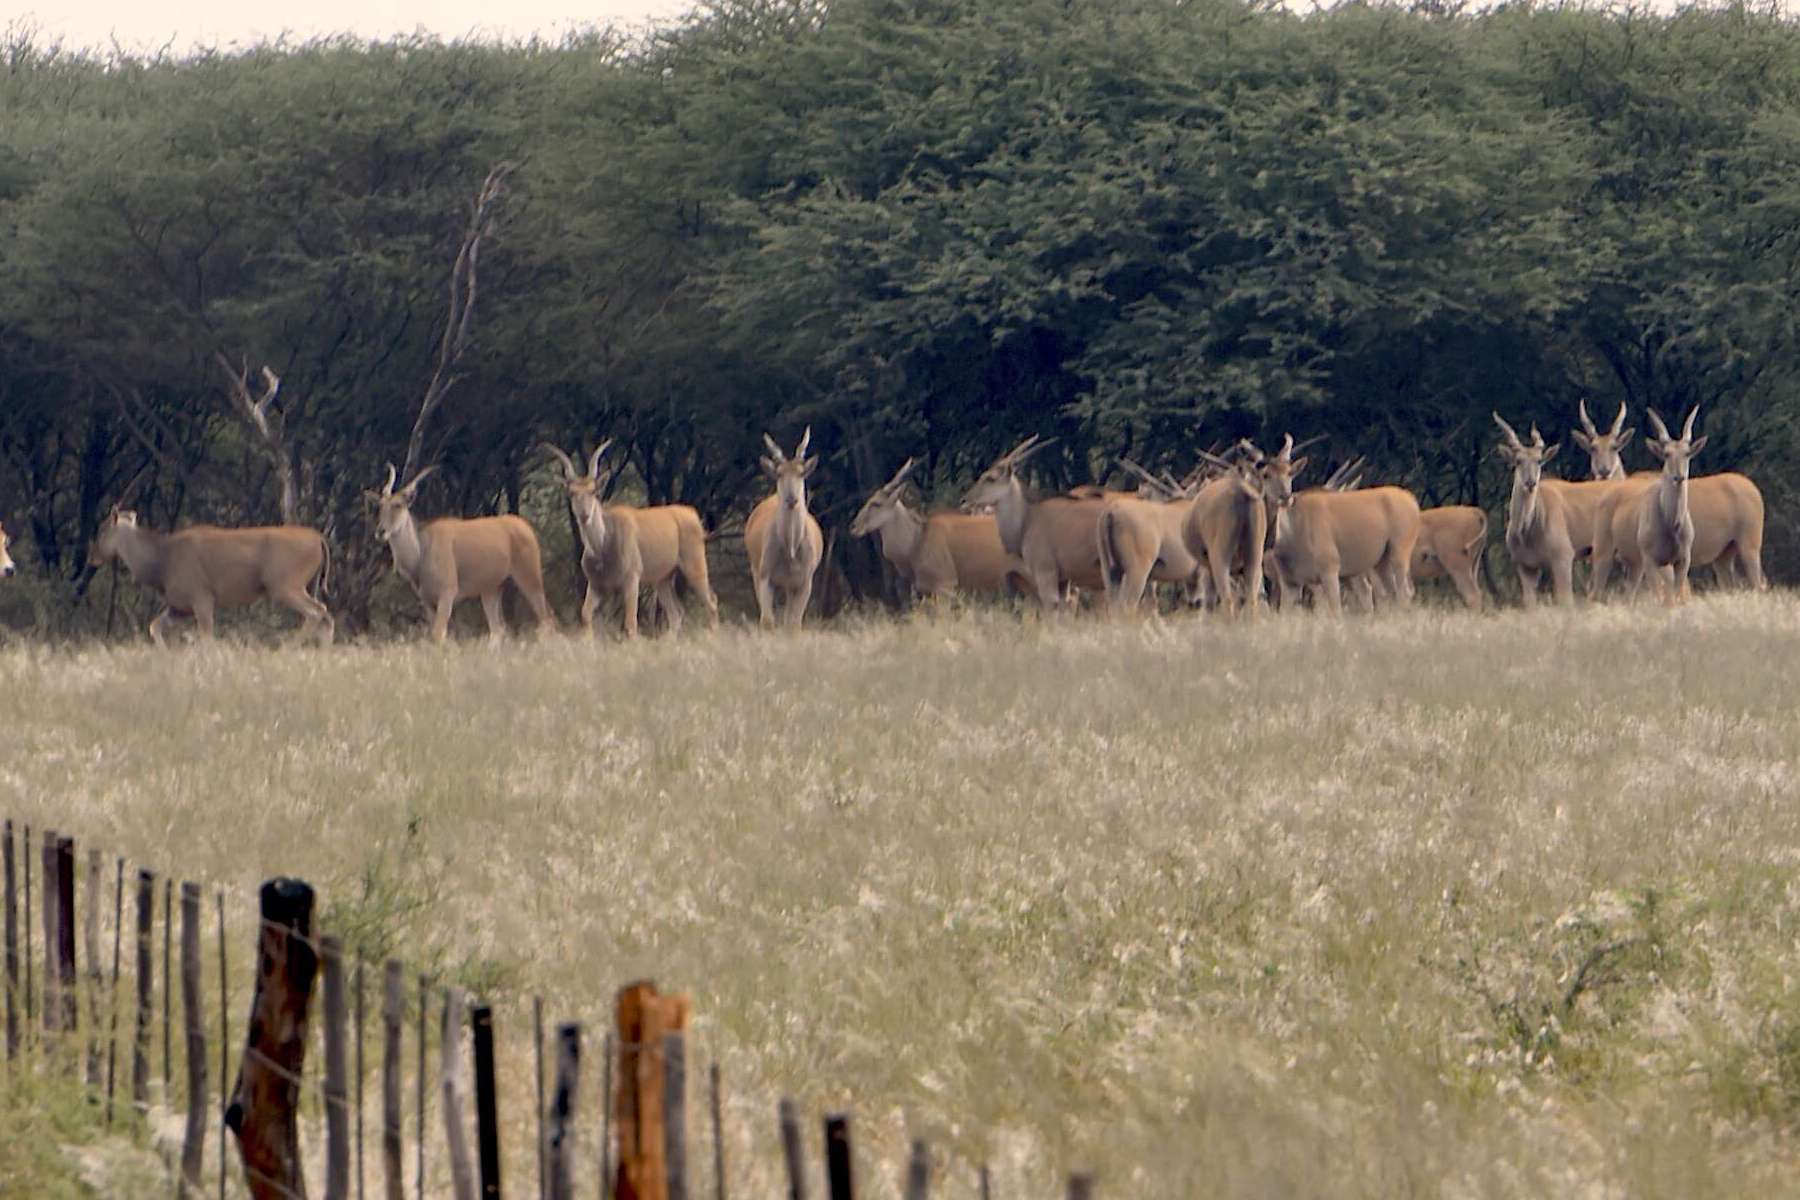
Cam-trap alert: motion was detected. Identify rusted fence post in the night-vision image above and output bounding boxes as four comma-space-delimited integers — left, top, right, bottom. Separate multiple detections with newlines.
777, 1098, 806, 1200
84, 847, 102, 1086
823, 1115, 853, 1200
323, 936, 351, 1200
179, 881, 207, 1198
613, 981, 690, 1200
225, 878, 319, 1200
903, 1140, 928, 1200
3, 818, 16, 1061
382, 960, 405, 1200
441, 987, 478, 1200
548, 1023, 582, 1200
471, 1003, 501, 1199
132, 869, 154, 1111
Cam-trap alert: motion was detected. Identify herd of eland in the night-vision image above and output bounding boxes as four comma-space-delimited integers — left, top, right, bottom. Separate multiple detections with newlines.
7, 401, 1766, 645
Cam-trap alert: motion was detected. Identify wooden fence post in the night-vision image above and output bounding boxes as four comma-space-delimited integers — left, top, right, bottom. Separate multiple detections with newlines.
822, 1115, 853, 1200
21, 823, 31, 1036
417, 973, 428, 1200
356, 962, 367, 1200
977, 1164, 991, 1200
54, 837, 76, 1046
535, 996, 546, 1200
3, 818, 16, 1062
164, 875, 173, 1097
132, 869, 154, 1111
903, 1140, 928, 1200
1065, 1174, 1094, 1200
323, 936, 351, 1200
84, 847, 102, 1086
708, 1063, 723, 1200
179, 881, 207, 1199
613, 981, 690, 1200
217, 890, 229, 1200
777, 1098, 806, 1200
105, 857, 123, 1124
224, 877, 319, 1200
441, 987, 478, 1200
662, 1032, 686, 1200
599, 1032, 613, 1200
40, 829, 57, 1037
547, 1023, 582, 1200
471, 1003, 502, 1199
382, 959, 406, 1200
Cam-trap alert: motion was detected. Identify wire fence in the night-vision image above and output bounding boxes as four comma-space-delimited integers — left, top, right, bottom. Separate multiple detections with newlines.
0, 817, 1096, 1200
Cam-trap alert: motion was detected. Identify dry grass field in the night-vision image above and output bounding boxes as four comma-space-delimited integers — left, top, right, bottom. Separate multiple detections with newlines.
3, 593, 1800, 1196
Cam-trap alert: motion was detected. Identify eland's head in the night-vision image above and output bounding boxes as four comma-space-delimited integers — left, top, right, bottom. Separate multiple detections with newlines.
1571, 398, 1633, 481
851, 456, 918, 538
1493, 413, 1559, 494
761, 427, 818, 513
1251, 434, 1310, 510
546, 441, 614, 539
91, 506, 141, 565
961, 435, 1054, 512
1644, 408, 1706, 486
366, 463, 437, 543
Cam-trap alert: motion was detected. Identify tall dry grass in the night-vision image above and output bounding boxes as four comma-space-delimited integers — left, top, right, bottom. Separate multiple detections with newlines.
2, 593, 1798, 1196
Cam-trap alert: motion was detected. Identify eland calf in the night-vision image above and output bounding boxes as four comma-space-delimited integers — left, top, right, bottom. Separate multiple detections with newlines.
369, 465, 554, 642
92, 509, 332, 646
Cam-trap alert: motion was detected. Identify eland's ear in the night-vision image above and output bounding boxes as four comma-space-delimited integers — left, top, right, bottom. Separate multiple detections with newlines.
1616, 427, 1635, 449
1570, 430, 1593, 450
1541, 442, 1561, 464
760, 455, 781, 476
401, 464, 438, 498
801, 456, 819, 478
1290, 456, 1309, 479
1688, 435, 1708, 457
361, 490, 383, 505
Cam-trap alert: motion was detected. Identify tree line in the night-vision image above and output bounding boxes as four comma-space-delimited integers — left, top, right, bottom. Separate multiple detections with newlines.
3, 0, 1798, 634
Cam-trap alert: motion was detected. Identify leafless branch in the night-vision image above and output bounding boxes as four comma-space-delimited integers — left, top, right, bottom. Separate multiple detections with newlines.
401, 161, 518, 484
214, 352, 298, 524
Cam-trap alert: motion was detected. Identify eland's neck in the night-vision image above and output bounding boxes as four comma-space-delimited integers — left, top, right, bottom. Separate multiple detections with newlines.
875, 503, 925, 569
1508, 475, 1543, 538
575, 503, 612, 562
774, 493, 810, 559
110, 525, 166, 590
992, 479, 1029, 556
386, 512, 425, 585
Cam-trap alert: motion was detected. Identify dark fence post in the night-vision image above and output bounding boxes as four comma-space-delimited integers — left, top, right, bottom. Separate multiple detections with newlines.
132, 869, 154, 1111
472, 1003, 502, 1200
1066, 1174, 1094, 1200
977, 1164, 991, 1200
55, 836, 75, 1036
535, 996, 546, 1200
382, 959, 405, 1200
441, 987, 478, 1200
548, 1023, 582, 1200
163, 875, 173, 1097
777, 1098, 806, 1200
179, 881, 207, 1198
663, 1032, 686, 1200
104, 856, 123, 1123
903, 1140, 928, 1200
323, 936, 351, 1200
356, 960, 367, 1200
417, 973, 428, 1200
39, 829, 57, 1037
708, 1063, 723, 1200
216, 890, 228, 1200
224, 878, 319, 1200
84, 847, 102, 1086
22, 823, 31, 1035
3, 818, 16, 1061
599, 1032, 613, 1200
822, 1115, 853, 1200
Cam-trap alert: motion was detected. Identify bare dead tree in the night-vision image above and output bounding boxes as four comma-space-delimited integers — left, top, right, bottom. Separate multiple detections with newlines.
399, 161, 518, 486
214, 355, 299, 525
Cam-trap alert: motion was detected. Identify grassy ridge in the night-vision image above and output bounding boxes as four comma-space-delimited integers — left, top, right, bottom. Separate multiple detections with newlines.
2, 596, 1798, 1195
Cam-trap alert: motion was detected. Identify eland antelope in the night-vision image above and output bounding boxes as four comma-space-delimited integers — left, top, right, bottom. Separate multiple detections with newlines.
1570, 399, 1636, 481
92, 508, 332, 646
850, 457, 1026, 601
1626, 408, 1706, 603
1256, 437, 1419, 613
368, 465, 554, 642
1095, 460, 1204, 615
1176, 452, 1267, 619
1410, 507, 1489, 610
960, 436, 1106, 614
744, 428, 825, 628
546, 442, 718, 638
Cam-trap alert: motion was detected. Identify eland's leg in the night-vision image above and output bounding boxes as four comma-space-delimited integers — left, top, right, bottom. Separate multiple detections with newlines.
148, 608, 176, 649
654, 579, 684, 637
480, 592, 505, 642
621, 571, 642, 639
1516, 566, 1541, 609
753, 575, 776, 630
1549, 557, 1574, 606
580, 585, 600, 638
785, 576, 814, 630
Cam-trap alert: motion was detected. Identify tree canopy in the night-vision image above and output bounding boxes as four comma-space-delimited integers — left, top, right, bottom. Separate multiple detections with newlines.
3, 0, 1798, 631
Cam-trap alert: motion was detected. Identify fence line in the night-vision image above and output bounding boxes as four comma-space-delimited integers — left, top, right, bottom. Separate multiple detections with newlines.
0, 817, 1080, 1199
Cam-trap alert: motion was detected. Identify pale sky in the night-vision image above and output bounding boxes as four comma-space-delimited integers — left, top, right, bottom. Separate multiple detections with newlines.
7, 0, 693, 53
